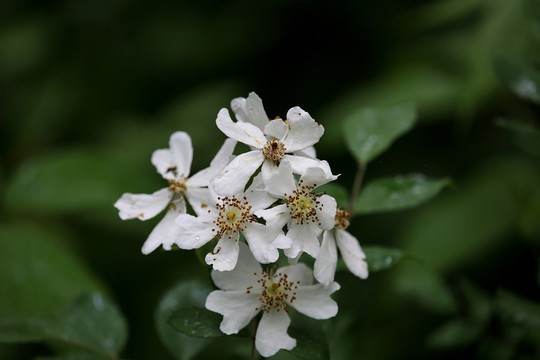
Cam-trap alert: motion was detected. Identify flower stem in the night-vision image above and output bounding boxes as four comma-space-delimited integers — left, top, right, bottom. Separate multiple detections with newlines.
348, 161, 367, 215
250, 316, 260, 360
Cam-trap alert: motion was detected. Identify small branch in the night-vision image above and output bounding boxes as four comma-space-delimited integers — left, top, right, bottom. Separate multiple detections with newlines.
347, 162, 367, 215
250, 316, 260, 360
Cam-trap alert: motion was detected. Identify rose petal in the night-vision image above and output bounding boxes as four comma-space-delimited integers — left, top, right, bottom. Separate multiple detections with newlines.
205, 233, 240, 271
184, 187, 214, 216
114, 188, 172, 220
281, 107, 324, 152
174, 214, 215, 249
205, 290, 260, 335
231, 92, 269, 131
290, 283, 340, 320
317, 194, 337, 231
264, 160, 296, 198
336, 229, 368, 279
216, 108, 267, 148
264, 118, 288, 140
141, 198, 186, 254
313, 230, 338, 285
298, 163, 338, 188
211, 242, 261, 291
256, 311, 296, 357
212, 150, 264, 197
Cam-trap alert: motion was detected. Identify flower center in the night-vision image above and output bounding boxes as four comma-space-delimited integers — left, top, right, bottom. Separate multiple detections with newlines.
211, 196, 254, 239
247, 267, 299, 313
285, 180, 323, 226
168, 178, 187, 194
262, 139, 286, 161
335, 209, 350, 229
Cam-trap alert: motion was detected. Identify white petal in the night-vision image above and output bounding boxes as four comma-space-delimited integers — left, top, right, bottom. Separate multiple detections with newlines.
174, 214, 215, 249
261, 159, 280, 188
254, 204, 289, 234
256, 311, 296, 358
151, 149, 175, 180
187, 138, 237, 187
317, 195, 337, 231
141, 199, 186, 254
299, 164, 338, 188
313, 231, 338, 285
281, 107, 324, 152
243, 223, 289, 264
277, 262, 313, 284
285, 223, 321, 258
231, 92, 269, 131
290, 283, 339, 319
216, 108, 267, 148
336, 229, 369, 279
264, 160, 296, 198
284, 155, 336, 179
293, 146, 317, 159
205, 290, 260, 335
211, 242, 261, 291
169, 131, 193, 178
114, 188, 172, 220
205, 233, 240, 271
243, 173, 278, 212
264, 118, 288, 139
212, 150, 264, 196
184, 187, 214, 216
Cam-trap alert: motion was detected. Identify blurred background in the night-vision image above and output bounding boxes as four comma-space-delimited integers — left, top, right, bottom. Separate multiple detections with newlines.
1, 0, 539, 359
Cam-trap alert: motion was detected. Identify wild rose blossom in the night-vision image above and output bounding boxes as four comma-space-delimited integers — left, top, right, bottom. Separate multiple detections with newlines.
174, 175, 291, 271
212, 93, 332, 196
114, 132, 236, 254
205, 242, 339, 357
256, 160, 338, 260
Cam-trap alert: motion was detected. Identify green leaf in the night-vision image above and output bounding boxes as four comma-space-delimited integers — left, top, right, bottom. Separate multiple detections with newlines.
0, 222, 105, 321
289, 326, 329, 360
426, 280, 490, 349
362, 246, 417, 273
4, 149, 130, 213
59, 293, 127, 356
493, 56, 540, 104
168, 307, 224, 338
342, 103, 416, 164
0, 223, 127, 357
0, 318, 52, 343
316, 183, 349, 209
354, 174, 451, 214
156, 280, 213, 360
393, 262, 458, 314
496, 118, 540, 157
496, 289, 540, 330
427, 319, 483, 349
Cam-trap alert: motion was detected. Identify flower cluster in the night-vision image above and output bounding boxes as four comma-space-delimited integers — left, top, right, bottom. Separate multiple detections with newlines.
115, 92, 368, 357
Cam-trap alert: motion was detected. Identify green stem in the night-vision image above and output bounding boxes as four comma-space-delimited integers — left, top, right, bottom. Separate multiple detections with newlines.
348, 162, 367, 215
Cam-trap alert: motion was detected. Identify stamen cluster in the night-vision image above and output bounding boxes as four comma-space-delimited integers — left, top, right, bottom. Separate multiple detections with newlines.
249, 267, 299, 313
262, 139, 286, 161
285, 180, 323, 225
211, 196, 255, 239
335, 209, 350, 230
168, 178, 187, 194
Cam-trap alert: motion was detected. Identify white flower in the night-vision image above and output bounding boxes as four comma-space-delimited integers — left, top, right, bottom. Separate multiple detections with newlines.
212, 92, 332, 196
314, 209, 369, 285
256, 160, 338, 260
114, 131, 236, 254
174, 174, 291, 271
205, 242, 339, 358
